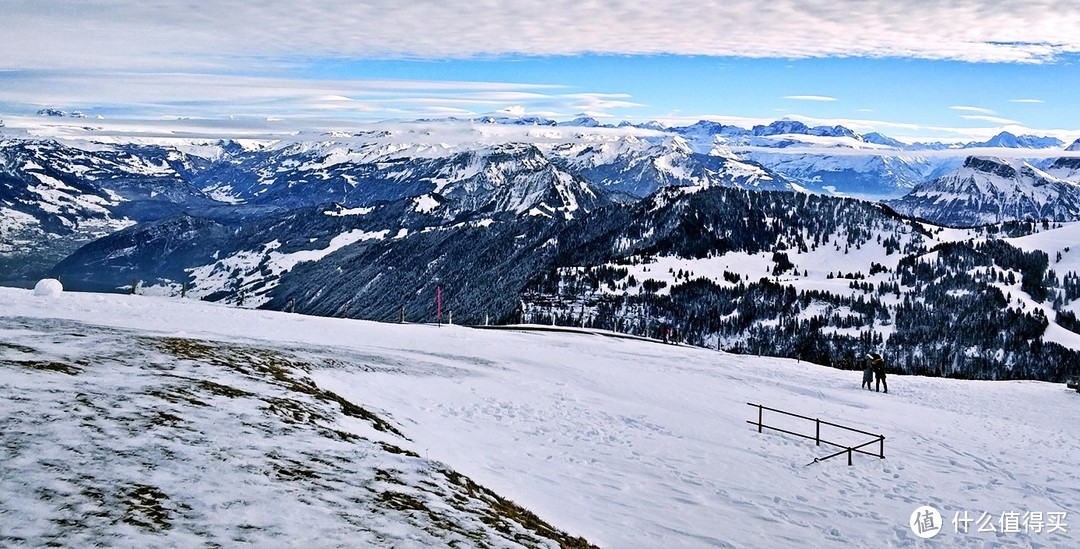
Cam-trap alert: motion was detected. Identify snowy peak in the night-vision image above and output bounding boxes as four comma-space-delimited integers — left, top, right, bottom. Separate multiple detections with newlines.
558, 116, 602, 127
440, 143, 608, 219
968, 131, 1064, 149
962, 156, 1021, 180
749, 120, 857, 139
37, 108, 86, 118
890, 155, 1080, 226
542, 132, 791, 197
861, 132, 906, 148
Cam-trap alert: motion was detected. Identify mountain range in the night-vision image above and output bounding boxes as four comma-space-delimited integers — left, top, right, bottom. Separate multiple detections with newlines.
4, 119, 1080, 281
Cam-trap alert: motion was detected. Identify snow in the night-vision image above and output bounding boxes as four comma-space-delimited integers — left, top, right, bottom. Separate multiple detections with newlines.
324, 206, 376, 217
183, 229, 390, 306
0, 207, 39, 233
32, 278, 63, 296
412, 194, 441, 213
0, 287, 1076, 548
1007, 221, 1080, 275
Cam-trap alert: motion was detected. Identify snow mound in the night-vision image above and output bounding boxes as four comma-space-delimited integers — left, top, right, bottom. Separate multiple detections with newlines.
32, 278, 63, 297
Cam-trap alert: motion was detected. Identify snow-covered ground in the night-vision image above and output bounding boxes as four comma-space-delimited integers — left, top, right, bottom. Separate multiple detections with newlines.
1, 287, 1078, 547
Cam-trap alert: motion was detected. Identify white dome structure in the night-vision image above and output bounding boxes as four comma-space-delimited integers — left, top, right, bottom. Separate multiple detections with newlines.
33, 278, 63, 297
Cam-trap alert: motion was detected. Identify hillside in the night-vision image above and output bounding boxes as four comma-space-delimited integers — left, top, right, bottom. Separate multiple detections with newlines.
49, 186, 1080, 382
1, 287, 1077, 547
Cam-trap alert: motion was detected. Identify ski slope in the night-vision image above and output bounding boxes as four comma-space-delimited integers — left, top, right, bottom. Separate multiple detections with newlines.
1, 287, 1077, 547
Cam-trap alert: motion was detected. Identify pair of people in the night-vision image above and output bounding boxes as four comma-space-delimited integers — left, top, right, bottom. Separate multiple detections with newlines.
861, 352, 887, 393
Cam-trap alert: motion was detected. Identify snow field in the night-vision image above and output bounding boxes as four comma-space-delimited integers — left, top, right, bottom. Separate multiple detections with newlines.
1, 287, 1077, 547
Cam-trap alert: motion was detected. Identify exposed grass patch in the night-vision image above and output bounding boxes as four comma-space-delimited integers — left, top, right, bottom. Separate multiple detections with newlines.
151, 337, 407, 438
442, 469, 598, 549
146, 387, 209, 408
119, 483, 174, 533
1, 320, 599, 548
0, 341, 38, 354
4, 359, 81, 375
266, 453, 322, 482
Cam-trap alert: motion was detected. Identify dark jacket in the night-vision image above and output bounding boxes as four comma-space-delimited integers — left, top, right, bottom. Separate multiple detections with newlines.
868, 353, 885, 378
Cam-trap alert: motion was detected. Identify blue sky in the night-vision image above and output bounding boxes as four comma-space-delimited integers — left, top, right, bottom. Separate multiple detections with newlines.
2, 1, 1080, 142
301, 55, 1080, 139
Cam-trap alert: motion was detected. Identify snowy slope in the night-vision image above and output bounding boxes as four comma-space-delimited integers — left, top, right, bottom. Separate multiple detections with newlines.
890, 156, 1080, 226
542, 135, 792, 196
1, 288, 1077, 548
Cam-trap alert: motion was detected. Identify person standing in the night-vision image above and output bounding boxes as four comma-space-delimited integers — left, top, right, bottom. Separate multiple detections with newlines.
869, 352, 888, 393
861, 357, 874, 390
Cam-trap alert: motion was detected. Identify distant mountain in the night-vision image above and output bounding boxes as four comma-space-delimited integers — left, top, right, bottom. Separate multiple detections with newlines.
5, 120, 1078, 282
543, 135, 793, 197
889, 156, 1080, 226
475, 115, 557, 126
0, 139, 219, 280
736, 150, 941, 198
673, 119, 864, 144
750, 120, 857, 139
557, 116, 603, 127
862, 132, 906, 148
965, 131, 1064, 149
670, 120, 947, 197
1045, 139, 1080, 181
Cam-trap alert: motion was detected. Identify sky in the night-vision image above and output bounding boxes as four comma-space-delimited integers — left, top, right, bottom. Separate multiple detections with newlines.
2, 1, 1080, 142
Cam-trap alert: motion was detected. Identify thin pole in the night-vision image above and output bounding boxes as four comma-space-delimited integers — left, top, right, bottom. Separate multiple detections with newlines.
757, 404, 763, 433
436, 285, 442, 326
879, 435, 885, 459
816, 419, 820, 446
847, 448, 853, 466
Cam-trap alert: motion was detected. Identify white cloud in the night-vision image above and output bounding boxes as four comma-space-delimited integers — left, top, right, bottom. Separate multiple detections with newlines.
1009, 98, 1045, 103
961, 114, 1020, 124
784, 95, 838, 102
0, 71, 641, 121
2, 1, 1079, 70
950, 105, 996, 114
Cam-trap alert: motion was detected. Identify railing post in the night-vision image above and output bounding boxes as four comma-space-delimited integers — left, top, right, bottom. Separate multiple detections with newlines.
848, 448, 853, 466
757, 404, 763, 433
815, 418, 820, 446
879, 435, 885, 459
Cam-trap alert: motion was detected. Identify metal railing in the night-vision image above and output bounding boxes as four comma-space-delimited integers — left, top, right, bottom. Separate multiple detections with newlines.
747, 402, 885, 466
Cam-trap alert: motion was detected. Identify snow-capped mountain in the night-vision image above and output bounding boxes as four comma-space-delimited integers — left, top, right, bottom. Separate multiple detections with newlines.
889, 156, 1080, 226
1, 129, 798, 283
1046, 139, 1080, 181
965, 131, 1064, 149
6, 118, 1080, 287
0, 139, 224, 281
737, 150, 943, 198
543, 134, 792, 197
672, 119, 951, 197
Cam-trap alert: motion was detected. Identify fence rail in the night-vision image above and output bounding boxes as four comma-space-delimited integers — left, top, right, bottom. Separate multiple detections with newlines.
747, 402, 885, 466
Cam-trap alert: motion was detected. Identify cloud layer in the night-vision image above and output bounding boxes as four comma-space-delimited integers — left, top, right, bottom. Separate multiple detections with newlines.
2, 1, 1079, 69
